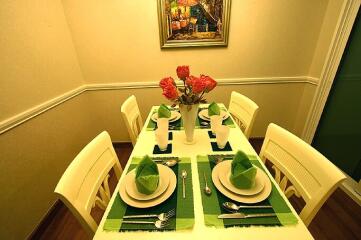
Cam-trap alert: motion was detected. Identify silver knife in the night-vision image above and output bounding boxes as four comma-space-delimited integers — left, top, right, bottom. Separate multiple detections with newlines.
218, 212, 277, 219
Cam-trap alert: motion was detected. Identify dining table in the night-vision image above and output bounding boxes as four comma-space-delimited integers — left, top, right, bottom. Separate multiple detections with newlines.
93, 103, 314, 240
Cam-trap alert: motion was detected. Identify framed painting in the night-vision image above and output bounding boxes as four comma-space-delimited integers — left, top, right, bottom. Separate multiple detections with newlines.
157, 0, 231, 48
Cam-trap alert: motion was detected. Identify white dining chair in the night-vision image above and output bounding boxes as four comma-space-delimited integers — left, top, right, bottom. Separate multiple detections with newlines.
54, 131, 123, 236
259, 123, 346, 226
121, 95, 143, 146
228, 91, 259, 139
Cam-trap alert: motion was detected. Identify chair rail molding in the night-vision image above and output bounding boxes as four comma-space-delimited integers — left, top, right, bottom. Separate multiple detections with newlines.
0, 76, 317, 135
302, 0, 361, 143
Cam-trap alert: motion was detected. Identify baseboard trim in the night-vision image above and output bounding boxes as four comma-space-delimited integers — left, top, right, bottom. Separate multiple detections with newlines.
1, 76, 318, 135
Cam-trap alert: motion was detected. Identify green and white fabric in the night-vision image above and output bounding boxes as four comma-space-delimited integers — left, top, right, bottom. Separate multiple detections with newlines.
230, 151, 257, 189
197, 154, 298, 228
208, 102, 220, 116
158, 104, 171, 118
103, 157, 194, 231
135, 156, 159, 195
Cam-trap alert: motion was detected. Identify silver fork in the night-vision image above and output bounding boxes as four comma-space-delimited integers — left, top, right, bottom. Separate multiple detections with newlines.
122, 219, 170, 229
123, 209, 175, 221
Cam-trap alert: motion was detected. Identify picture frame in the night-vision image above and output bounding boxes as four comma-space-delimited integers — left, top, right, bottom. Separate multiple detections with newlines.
157, 0, 231, 48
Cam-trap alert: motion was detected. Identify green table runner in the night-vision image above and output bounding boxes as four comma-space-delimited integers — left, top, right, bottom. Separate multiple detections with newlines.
146, 106, 235, 131
197, 154, 298, 228
104, 157, 194, 231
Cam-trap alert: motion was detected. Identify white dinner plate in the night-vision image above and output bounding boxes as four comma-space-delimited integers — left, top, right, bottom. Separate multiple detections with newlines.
217, 160, 265, 196
212, 162, 272, 203
151, 111, 181, 123
198, 109, 229, 121
124, 164, 170, 201
119, 165, 177, 208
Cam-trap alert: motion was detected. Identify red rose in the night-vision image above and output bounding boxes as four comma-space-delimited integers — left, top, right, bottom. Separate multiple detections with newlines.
162, 84, 179, 100
185, 75, 198, 87
201, 75, 217, 92
192, 76, 207, 94
176, 65, 190, 80
159, 77, 175, 89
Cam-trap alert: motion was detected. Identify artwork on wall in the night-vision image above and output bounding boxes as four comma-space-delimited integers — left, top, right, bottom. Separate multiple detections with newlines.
158, 0, 231, 48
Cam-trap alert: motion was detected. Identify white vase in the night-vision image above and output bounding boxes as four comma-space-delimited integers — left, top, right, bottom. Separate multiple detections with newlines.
179, 104, 199, 144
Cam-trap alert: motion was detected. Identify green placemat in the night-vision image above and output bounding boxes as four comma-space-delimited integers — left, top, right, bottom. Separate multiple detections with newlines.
197, 154, 298, 228
104, 157, 194, 231
146, 106, 235, 131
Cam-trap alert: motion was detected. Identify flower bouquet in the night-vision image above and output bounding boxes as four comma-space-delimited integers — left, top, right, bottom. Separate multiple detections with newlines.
159, 66, 217, 143
159, 66, 217, 108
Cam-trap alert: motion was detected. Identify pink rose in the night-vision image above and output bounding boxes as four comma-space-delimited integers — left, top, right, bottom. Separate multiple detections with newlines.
176, 66, 190, 80
159, 77, 175, 89
162, 84, 179, 100
201, 75, 217, 92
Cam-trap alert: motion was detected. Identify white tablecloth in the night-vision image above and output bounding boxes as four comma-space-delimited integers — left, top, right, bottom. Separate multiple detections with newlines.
93, 105, 314, 240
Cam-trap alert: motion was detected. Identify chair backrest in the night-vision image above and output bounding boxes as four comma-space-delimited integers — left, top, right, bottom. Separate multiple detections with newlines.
259, 123, 346, 226
54, 131, 123, 236
228, 91, 259, 138
121, 95, 143, 146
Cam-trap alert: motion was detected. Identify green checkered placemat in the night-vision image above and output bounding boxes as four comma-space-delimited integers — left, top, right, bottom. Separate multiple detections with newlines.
146, 106, 235, 131
197, 154, 298, 228
103, 157, 194, 231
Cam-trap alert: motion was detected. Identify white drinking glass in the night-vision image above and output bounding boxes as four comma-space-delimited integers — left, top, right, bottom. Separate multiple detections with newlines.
210, 115, 222, 134
155, 128, 168, 151
157, 118, 169, 131
215, 125, 230, 149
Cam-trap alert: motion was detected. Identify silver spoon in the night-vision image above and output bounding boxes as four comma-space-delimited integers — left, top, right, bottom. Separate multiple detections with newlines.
203, 172, 212, 195
222, 202, 272, 213
181, 169, 187, 199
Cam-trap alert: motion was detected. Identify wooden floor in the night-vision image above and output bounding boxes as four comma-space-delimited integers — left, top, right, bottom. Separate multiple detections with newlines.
32, 140, 361, 240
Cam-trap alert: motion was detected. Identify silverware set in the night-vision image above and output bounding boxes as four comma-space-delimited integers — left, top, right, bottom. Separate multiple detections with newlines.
123, 209, 175, 229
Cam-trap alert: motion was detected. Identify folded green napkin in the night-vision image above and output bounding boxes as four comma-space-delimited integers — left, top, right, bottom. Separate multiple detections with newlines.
229, 151, 257, 189
208, 102, 220, 116
135, 156, 159, 195
158, 104, 171, 118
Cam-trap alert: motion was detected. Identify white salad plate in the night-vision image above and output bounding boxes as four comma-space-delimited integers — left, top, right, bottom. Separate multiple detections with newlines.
198, 109, 229, 121
151, 111, 181, 123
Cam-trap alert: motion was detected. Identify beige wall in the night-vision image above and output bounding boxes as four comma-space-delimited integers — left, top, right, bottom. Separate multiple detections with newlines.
309, 0, 345, 78
294, 83, 318, 136
0, 1, 85, 239
0, 94, 103, 240
62, 0, 328, 83
0, 0, 84, 121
